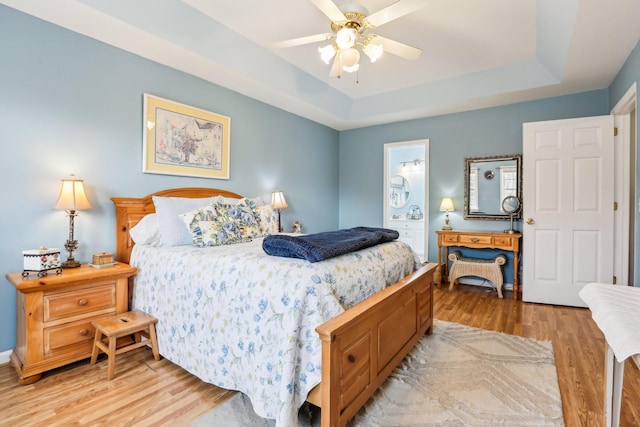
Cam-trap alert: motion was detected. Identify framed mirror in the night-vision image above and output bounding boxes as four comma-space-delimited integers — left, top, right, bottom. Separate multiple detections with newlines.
464, 154, 522, 220
389, 175, 411, 208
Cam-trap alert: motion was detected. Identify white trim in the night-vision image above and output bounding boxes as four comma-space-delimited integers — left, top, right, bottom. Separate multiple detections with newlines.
611, 82, 636, 286
0, 349, 12, 365
611, 83, 637, 115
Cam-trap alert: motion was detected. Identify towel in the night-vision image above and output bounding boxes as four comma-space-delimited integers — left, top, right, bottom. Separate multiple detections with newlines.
579, 282, 640, 361
262, 226, 399, 262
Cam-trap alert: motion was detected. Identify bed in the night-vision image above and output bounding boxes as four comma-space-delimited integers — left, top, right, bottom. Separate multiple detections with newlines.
111, 187, 435, 427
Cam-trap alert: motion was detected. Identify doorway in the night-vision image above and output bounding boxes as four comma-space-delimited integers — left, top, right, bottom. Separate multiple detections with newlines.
383, 139, 430, 262
611, 82, 637, 286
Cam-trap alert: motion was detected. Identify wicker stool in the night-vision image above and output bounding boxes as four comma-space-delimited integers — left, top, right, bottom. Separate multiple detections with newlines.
448, 250, 507, 298
90, 310, 160, 380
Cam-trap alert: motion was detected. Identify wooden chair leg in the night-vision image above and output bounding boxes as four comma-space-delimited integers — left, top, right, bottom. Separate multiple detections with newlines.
107, 336, 117, 380
149, 323, 160, 361
90, 330, 102, 365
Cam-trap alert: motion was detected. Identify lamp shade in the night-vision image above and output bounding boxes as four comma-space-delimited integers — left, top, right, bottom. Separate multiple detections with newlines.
271, 190, 288, 210
340, 48, 360, 72
439, 197, 454, 212
54, 174, 92, 211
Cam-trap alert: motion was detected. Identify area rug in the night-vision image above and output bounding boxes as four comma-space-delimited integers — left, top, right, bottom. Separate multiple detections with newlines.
191, 320, 564, 426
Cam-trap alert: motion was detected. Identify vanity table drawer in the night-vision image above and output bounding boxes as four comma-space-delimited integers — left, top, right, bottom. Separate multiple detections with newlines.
459, 235, 492, 245
442, 234, 459, 244
493, 236, 515, 247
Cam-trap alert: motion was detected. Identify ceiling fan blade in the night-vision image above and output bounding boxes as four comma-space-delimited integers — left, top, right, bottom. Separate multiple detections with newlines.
267, 33, 332, 50
374, 36, 422, 60
365, 0, 427, 28
309, 0, 346, 23
329, 53, 342, 78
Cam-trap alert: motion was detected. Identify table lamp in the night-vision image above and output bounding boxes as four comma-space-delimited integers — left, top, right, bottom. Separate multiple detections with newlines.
54, 174, 92, 268
271, 190, 288, 233
439, 197, 454, 230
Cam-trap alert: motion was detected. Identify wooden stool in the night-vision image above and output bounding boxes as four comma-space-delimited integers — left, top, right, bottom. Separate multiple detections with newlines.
90, 310, 160, 380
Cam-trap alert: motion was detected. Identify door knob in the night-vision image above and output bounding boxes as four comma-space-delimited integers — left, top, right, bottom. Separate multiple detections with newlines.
526, 218, 535, 225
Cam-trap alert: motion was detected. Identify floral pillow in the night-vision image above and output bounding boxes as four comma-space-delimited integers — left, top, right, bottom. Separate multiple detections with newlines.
179, 204, 244, 247
216, 198, 262, 239
256, 204, 279, 235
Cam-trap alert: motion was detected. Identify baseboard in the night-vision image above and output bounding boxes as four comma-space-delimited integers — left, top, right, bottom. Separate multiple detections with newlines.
0, 349, 12, 365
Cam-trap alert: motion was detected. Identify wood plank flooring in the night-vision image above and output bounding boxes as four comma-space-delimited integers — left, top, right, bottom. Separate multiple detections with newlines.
1, 283, 638, 426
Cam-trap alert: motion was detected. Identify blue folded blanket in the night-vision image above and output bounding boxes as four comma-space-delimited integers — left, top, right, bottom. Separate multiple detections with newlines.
262, 226, 400, 263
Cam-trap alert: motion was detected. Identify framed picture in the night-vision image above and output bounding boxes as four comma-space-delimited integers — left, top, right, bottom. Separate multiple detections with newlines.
143, 94, 230, 180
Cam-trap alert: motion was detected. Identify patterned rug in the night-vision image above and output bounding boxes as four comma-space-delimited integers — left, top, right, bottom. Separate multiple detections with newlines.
191, 320, 565, 426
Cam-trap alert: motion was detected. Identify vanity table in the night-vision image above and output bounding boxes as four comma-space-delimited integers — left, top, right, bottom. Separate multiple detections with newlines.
435, 230, 522, 299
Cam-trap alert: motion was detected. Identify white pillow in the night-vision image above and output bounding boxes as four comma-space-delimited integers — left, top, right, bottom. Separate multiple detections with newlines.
129, 214, 162, 246
152, 196, 219, 246
213, 195, 265, 206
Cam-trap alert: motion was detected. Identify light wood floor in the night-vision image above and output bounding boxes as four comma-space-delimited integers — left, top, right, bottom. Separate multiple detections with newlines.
1, 284, 639, 426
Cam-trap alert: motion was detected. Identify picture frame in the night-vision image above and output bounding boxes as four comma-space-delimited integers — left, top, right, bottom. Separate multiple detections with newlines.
142, 94, 230, 180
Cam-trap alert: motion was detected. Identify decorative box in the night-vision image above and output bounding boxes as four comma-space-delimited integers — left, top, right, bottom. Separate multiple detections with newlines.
23, 248, 61, 272
92, 252, 114, 265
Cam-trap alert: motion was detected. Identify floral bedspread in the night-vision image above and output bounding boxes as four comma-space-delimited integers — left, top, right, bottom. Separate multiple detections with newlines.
130, 237, 419, 427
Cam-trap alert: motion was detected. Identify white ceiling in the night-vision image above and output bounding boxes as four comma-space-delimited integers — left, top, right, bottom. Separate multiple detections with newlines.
3, 0, 640, 130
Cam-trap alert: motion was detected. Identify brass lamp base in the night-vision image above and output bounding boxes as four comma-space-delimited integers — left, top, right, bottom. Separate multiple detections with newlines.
62, 259, 81, 268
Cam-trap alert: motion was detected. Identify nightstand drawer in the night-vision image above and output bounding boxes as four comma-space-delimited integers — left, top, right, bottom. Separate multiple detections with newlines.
44, 284, 116, 321
44, 316, 107, 353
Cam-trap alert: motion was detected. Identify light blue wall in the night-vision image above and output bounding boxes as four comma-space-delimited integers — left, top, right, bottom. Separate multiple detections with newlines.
339, 90, 610, 283
0, 6, 339, 353
609, 39, 640, 285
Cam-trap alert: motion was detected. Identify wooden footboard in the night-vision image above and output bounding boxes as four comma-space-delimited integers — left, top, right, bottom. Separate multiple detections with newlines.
315, 262, 435, 427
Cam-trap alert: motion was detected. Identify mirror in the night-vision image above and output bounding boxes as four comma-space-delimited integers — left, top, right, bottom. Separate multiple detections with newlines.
464, 154, 522, 220
389, 175, 411, 208
502, 195, 521, 234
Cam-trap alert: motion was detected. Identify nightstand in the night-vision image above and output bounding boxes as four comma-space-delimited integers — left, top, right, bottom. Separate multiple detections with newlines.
6, 262, 137, 384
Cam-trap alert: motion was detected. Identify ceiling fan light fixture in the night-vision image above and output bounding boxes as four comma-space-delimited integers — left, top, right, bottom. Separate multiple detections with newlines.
340, 47, 360, 72
318, 44, 337, 64
364, 43, 383, 62
335, 27, 356, 49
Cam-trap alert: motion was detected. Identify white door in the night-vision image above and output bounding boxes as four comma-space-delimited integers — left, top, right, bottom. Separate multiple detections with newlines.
522, 116, 614, 306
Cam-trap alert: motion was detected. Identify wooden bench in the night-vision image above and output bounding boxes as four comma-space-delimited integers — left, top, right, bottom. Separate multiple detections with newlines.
90, 310, 160, 380
448, 250, 507, 298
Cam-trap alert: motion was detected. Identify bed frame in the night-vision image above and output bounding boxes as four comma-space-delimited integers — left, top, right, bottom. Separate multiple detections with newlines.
111, 187, 435, 427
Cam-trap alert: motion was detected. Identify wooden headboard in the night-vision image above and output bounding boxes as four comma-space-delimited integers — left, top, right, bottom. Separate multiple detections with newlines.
111, 187, 244, 264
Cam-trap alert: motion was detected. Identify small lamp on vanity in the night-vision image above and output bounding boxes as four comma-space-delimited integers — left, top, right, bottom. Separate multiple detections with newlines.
54, 174, 92, 268
271, 190, 288, 233
439, 197, 454, 230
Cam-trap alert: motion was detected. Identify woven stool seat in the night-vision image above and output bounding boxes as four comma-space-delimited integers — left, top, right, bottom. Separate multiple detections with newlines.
448, 250, 507, 298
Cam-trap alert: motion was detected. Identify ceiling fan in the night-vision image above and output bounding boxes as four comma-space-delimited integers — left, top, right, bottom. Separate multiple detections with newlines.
267, 0, 426, 78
